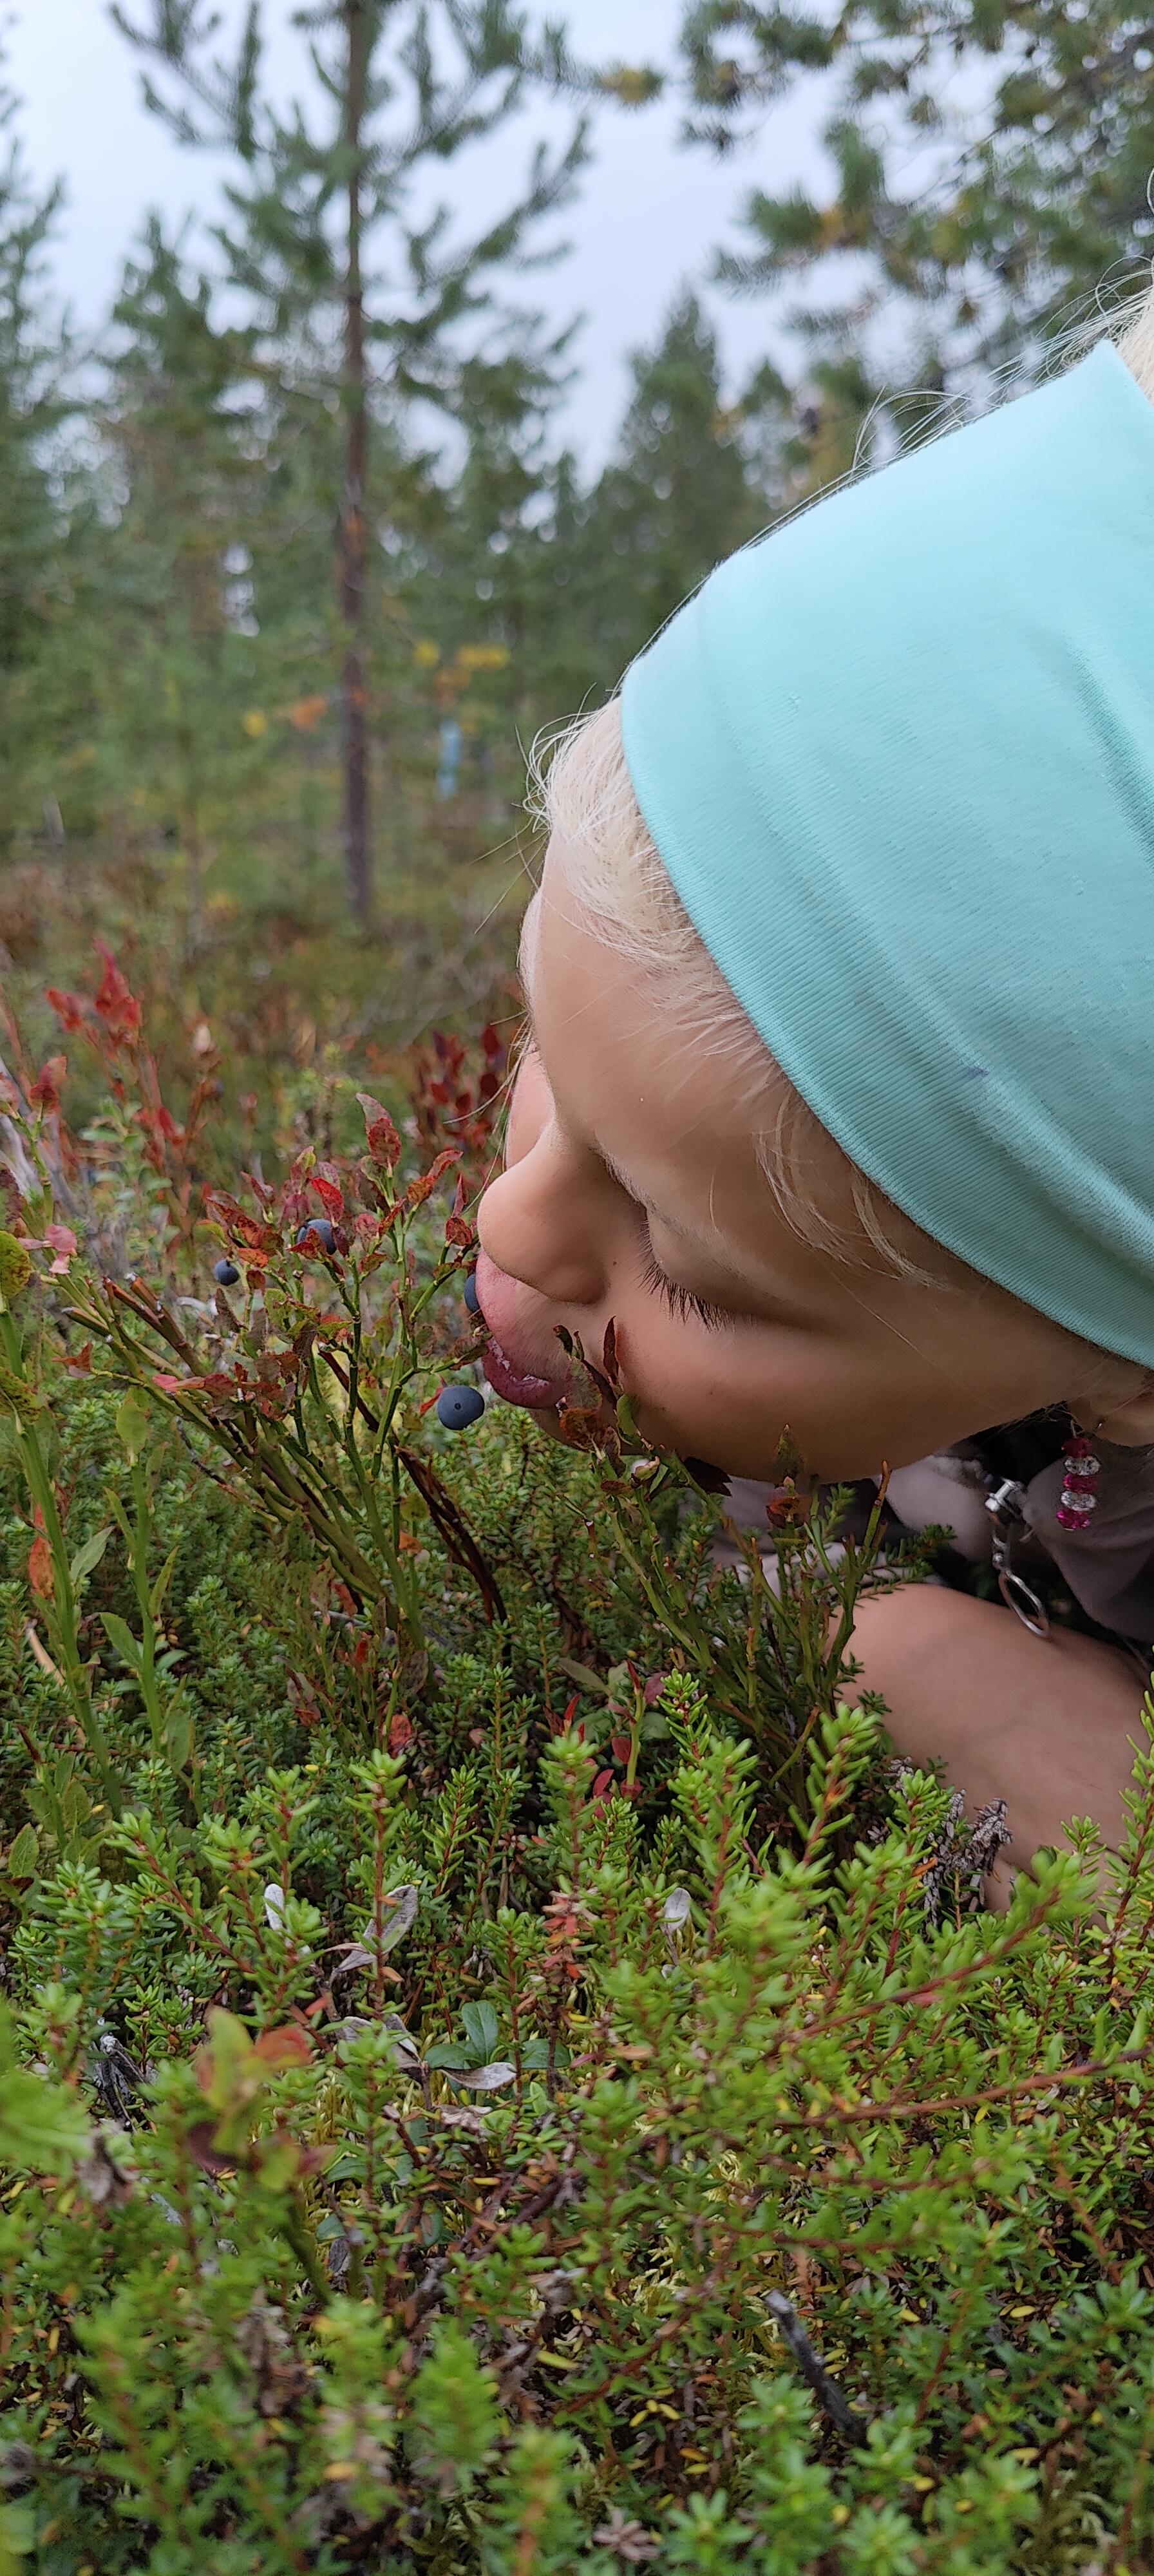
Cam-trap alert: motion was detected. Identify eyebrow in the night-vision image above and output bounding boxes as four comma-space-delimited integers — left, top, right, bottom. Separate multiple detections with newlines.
520, 1021, 766, 1281
597, 1140, 759, 1282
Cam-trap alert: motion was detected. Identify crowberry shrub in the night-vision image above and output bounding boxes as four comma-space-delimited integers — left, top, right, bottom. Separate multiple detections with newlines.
0, 956, 1150, 2571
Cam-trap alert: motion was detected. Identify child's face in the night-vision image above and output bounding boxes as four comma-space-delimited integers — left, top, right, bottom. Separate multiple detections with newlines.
475, 843, 1114, 1480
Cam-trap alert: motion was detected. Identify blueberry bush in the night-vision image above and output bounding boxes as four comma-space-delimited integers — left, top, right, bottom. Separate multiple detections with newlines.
1, 959, 1154, 2573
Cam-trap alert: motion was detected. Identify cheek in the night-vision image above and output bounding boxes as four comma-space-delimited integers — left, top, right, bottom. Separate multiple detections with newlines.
607, 1300, 866, 1472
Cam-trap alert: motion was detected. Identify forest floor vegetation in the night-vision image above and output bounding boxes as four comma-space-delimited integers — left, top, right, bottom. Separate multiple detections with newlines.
0, 945, 1152, 2573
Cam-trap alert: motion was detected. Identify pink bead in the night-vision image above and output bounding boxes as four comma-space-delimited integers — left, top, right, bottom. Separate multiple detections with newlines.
1057, 1506, 1091, 1530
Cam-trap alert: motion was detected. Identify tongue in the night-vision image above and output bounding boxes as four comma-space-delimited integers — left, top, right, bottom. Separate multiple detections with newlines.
483, 1338, 569, 1410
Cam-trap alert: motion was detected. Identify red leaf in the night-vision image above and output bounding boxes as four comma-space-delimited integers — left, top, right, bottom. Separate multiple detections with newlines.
253, 2025, 312, 2069
356, 1094, 402, 1169
203, 1195, 273, 1251
43, 1224, 77, 1276
152, 1371, 234, 1399
310, 1174, 345, 1219
28, 1535, 53, 1599
591, 1768, 614, 1800
92, 945, 143, 1046
389, 1708, 413, 1754
28, 1055, 66, 1113
406, 1147, 461, 1208
185, 2120, 236, 2177
46, 989, 86, 1035
610, 1734, 632, 1765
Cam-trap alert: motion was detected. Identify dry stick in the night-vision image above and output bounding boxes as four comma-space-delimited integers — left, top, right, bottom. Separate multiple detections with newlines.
399, 1445, 506, 1625
765, 2288, 869, 2447
314, 1348, 505, 1624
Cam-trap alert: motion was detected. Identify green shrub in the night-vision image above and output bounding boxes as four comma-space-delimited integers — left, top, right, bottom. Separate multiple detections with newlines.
0, 965, 1151, 2571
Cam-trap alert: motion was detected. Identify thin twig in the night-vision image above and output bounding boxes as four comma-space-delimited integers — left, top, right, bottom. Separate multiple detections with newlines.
766, 2288, 869, 2445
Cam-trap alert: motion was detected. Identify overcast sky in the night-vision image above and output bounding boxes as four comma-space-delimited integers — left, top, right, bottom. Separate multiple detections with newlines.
5, 0, 831, 466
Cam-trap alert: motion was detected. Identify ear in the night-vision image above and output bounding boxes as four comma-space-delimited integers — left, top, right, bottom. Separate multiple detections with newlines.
1077, 1378, 1154, 1448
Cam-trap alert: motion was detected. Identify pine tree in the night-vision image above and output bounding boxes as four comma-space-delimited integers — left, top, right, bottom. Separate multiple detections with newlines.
111, 0, 596, 925
0, 72, 69, 848
677, 0, 1154, 423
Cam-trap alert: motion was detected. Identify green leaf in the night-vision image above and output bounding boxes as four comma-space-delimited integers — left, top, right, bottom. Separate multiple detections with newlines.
148, 1542, 179, 1618
61, 1778, 91, 1833
70, 1523, 109, 1590
0, 1234, 32, 1302
0, 2003, 90, 2172
0, 1362, 39, 1417
0, 2499, 35, 2571
163, 1700, 191, 1768
103, 1490, 133, 1549
115, 1390, 151, 1461
5, 1825, 37, 1879
100, 1611, 142, 1675
461, 2000, 500, 2062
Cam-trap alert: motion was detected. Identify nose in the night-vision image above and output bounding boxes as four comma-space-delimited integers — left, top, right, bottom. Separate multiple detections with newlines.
477, 1131, 612, 1309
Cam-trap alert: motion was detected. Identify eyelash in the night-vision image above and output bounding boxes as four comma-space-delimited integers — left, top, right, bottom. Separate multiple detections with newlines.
641, 1251, 730, 1334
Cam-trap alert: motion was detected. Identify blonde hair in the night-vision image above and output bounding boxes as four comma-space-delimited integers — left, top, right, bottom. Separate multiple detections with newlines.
529, 287, 1154, 1299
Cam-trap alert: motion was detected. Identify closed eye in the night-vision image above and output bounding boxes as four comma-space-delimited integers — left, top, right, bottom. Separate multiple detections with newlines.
641, 1250, 731, 1333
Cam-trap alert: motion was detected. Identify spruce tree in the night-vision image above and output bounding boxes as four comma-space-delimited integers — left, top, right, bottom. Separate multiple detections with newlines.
91, 224, 274, 941
574, 294, 777, 681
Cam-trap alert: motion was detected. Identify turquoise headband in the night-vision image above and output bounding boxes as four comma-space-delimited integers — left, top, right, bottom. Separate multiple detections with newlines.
620, 342, 1154, 1369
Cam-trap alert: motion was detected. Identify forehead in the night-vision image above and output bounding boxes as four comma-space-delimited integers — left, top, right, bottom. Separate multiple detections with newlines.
528, 847, 774, 1180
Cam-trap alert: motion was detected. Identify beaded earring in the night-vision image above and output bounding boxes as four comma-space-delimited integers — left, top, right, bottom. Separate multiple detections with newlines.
1055, 1421, 1102, 1531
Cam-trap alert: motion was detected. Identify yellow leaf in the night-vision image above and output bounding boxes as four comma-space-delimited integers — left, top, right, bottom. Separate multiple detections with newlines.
242, 710, 268, 738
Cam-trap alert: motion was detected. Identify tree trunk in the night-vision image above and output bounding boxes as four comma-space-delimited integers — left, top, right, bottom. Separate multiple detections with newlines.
340, 0, 371, 924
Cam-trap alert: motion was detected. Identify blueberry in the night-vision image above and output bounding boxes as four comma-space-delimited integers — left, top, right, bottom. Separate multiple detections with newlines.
214, 1258, 241, 1287
463, 1270, 480, 1315
436, 1383, 485, 1431
296, 1218, 336, 1254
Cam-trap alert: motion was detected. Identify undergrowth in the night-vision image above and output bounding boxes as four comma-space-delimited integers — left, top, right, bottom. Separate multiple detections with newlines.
0, 956, 1151, 2572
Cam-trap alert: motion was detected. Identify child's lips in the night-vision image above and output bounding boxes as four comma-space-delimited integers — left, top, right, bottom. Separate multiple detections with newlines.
482, 1336, 569, 1410
473, 1254, 571, 1408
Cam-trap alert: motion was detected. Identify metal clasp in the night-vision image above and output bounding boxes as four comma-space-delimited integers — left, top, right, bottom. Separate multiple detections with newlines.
984, 1477, 1050, 1637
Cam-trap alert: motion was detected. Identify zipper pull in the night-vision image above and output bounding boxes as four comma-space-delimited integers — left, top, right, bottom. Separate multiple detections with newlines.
984, 1477, 1050, 1638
